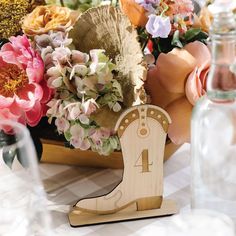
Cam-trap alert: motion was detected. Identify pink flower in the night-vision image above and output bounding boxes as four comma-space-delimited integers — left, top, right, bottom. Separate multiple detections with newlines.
70, 137, 91, 150
145, 41, 211, 145
65, 103, 82, 120
90, 127, 111, 145
72, 50, 89, 65
0, 35, 51, 127
70, 124, 91, 150
52, 47, 71, 65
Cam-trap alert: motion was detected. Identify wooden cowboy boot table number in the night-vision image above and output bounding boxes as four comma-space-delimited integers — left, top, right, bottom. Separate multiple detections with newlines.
69, 105, 178, 227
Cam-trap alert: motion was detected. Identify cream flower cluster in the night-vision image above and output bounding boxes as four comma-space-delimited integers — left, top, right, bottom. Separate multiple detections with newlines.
35, 31, 122, 155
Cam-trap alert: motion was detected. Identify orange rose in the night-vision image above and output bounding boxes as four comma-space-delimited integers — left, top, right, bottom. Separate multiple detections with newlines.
119, 0, 148, 27
145, 41, 211, 144
22, 5, 79, 36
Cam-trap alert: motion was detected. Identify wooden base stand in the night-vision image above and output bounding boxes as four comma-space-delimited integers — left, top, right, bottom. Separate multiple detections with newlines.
69, 199, 178, 227
68, 105, 178, 227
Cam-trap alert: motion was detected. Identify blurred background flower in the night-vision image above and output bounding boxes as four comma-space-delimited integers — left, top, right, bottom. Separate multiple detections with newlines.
45, 0, 117, 11
0, 0, 45, 39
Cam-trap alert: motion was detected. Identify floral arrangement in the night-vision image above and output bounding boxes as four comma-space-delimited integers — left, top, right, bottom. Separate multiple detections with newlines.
0, 1, 146, 163
35, 31, 122, 154
120, 0, 213, 145
120, 0, 211, 55
0, 0, 215, 165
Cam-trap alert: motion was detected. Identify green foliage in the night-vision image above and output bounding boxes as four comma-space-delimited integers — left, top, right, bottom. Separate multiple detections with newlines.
171, 30, 183, 48
184, 28, 208, 44
143, 28, 209, 60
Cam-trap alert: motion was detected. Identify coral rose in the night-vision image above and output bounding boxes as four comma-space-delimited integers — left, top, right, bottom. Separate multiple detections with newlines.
22, 5, 79, 36
0, 35, 51, 126
145, 41, 211, 144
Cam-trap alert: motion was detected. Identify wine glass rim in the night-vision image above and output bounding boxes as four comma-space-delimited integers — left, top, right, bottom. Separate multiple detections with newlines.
0, 120, 30, 149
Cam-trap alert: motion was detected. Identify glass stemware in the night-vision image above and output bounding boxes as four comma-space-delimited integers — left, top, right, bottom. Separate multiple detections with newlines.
0, 120, 52, 236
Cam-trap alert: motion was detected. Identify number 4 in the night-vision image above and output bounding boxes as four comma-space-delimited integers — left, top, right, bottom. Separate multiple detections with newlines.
135, 149, 153, 172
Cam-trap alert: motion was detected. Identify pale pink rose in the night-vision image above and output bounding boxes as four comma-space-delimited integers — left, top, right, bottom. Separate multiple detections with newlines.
145, 41, 211, 145
0, 35, 51, 127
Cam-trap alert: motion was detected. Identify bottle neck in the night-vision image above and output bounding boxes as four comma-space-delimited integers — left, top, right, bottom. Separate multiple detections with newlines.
207, 12, 236, 100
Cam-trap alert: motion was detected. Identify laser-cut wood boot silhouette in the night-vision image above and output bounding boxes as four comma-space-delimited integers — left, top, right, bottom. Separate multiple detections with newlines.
69, 105, 178, 226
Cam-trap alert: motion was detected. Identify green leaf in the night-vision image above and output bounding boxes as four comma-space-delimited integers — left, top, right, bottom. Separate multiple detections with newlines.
2, 148, 16, 169
171, 30, 183, 48
64, 130, 72, 141
156, 37, 175, 54
193, 31, 209, 41
184, 28, 201, 41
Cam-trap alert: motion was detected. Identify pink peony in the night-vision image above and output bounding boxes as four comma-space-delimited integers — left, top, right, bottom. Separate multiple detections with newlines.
0, 35, 51, 127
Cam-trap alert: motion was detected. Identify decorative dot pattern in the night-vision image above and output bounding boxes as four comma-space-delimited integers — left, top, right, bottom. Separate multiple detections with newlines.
117, 106, 170, 138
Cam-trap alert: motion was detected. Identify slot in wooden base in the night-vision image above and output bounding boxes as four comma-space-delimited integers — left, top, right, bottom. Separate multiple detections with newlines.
69, 199, 178, 227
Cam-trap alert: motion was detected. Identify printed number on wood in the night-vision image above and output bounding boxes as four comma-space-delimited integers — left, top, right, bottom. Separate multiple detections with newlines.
69, 105, 178, 227
135, 150, 153, 173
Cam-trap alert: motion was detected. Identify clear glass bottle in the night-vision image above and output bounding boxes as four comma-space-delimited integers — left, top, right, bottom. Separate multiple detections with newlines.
191, 2, 236, 221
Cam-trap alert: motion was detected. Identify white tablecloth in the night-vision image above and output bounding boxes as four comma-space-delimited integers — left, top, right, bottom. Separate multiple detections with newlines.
39, 144, 191, 235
